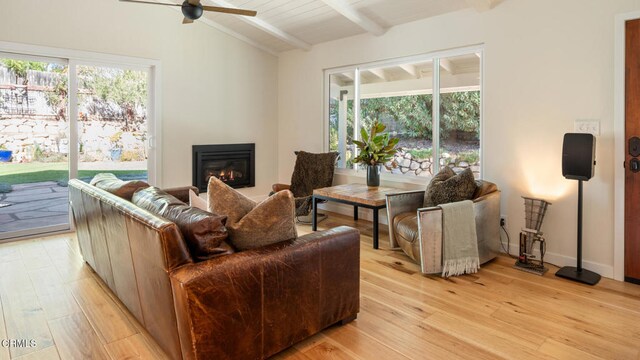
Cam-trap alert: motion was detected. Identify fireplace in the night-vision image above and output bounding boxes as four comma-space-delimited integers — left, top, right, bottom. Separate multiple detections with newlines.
192, 143, 255, 192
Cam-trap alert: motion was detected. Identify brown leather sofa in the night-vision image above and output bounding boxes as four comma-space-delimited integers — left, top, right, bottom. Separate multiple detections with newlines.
68, 179, 360, 360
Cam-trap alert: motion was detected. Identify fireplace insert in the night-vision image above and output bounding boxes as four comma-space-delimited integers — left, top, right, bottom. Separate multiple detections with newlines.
192, 143, 255, 192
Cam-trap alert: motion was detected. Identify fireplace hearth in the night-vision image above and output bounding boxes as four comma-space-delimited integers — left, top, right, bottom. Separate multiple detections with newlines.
192, 143, 255, 192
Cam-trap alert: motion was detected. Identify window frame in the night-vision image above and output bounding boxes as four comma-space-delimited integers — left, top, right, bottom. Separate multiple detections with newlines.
323, 44, 484, 184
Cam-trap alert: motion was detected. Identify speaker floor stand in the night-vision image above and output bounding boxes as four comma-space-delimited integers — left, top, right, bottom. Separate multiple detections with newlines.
556, 266, 601, 285
555, 180, 601, 285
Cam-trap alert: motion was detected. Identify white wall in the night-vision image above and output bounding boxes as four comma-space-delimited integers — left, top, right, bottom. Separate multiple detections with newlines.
278, 0, 640, 277
0, 0, 278, 199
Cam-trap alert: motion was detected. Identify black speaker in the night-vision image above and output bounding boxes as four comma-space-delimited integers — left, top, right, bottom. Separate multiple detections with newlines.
562, 133, 596, 181
556, 133, 600, 285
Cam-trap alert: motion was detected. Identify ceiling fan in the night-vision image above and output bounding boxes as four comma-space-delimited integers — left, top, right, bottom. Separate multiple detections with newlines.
119, 0, 257, 24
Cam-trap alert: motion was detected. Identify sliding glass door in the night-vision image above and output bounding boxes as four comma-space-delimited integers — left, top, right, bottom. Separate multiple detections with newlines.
0, 51, 156, 241
76, 65, 150, 182
0, 54, 71, 238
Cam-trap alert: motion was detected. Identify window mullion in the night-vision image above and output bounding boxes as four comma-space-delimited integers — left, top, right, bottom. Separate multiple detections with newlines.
68, 61, 78, 180
432, 59, 440, 174
353, 67, 361, 170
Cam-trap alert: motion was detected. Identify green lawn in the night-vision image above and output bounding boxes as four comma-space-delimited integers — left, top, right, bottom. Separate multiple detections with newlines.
0, 162, 147, 185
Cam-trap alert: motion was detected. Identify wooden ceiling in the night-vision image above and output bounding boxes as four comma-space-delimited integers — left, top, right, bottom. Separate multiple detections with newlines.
196, 0, 502, 54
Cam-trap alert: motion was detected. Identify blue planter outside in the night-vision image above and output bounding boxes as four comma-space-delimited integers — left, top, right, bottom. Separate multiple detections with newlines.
0, 150, 12, 162
110, 148, 122, 161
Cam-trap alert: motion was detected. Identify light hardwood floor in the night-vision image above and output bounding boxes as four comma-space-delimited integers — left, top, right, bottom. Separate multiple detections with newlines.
1, 213, 640, 359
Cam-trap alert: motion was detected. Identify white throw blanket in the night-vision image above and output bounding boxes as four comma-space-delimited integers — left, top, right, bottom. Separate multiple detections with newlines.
440, 200, 480, 277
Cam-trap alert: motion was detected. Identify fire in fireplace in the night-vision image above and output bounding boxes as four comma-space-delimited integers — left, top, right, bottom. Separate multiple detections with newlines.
192, 144, 255, 191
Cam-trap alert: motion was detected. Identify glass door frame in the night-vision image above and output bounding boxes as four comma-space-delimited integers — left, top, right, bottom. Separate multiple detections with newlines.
0, 41, 162, 241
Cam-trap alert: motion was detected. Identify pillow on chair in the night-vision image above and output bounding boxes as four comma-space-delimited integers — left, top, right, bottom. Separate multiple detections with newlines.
424, 167, 477, 207
208, 177, 298, 250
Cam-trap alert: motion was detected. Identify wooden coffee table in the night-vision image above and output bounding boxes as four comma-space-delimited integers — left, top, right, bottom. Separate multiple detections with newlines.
312, 183, 400, 249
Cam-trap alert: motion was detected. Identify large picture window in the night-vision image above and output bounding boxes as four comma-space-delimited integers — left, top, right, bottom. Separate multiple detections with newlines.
326, 47, 482, 180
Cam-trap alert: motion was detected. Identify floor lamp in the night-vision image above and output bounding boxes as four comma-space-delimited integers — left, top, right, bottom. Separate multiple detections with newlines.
555, 133, 601, 285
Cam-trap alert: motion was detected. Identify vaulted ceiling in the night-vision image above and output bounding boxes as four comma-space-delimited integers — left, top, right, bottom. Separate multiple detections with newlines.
192, 0, 501, 54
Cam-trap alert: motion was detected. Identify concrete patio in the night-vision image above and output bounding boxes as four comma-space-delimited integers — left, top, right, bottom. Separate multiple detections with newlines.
0, 181, 70, 234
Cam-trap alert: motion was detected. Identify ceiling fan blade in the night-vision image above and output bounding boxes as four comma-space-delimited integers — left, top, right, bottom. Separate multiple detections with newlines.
187, 0, 201, 5
182, 17, 194, 24
201, 5, 257, 17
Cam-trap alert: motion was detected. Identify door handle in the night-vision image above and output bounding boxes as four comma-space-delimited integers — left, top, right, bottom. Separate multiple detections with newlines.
631, 158, 640, 173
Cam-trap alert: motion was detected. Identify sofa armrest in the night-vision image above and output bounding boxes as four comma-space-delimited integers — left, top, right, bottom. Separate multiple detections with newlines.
169, 226, 360, 360
416, 206, 443, 274
163, 186, 199, 203
385, 190, 425, 248
272, 183, 291, 193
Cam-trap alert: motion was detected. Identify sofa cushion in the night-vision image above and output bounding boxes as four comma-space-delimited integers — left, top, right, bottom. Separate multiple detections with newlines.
132, 186, 233, 261
90, 173, 149, 201
393, 212, 420, 261
208, 177, 298, 251
424, 167, 477, 207
472, 180, 498, 199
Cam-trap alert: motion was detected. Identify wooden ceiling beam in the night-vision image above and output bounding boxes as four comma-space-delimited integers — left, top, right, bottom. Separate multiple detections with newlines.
341, 72, 354, 80
399, 64, 418, 78
204, 0, 312, 51
439, 59, 456, 75
320, 0, 386, 36
368, 68, 387, 81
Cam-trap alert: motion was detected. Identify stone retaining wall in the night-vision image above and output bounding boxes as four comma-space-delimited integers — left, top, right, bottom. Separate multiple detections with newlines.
392, 149, 480, 177
0, 117, 146, 163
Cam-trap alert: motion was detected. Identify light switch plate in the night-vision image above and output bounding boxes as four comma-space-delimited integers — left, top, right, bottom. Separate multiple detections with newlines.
574, 120, 600, 136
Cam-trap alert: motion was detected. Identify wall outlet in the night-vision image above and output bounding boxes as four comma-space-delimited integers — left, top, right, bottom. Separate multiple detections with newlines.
574, 119, 600, 136
500, 215, 507, 227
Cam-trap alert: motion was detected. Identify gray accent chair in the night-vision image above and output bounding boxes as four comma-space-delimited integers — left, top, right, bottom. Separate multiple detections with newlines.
385, 181, 501, 274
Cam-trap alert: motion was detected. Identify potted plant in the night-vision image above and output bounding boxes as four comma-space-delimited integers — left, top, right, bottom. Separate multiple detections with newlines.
0, 144, 12, 163
353, 120, 400, 187
109, 132, 123, 161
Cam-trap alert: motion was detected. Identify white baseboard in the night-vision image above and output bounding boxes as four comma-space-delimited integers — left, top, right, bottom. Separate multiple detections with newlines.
503, 242, 613, 279
320, 201, 615, 280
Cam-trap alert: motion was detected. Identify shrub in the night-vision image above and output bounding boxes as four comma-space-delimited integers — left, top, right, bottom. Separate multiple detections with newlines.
407, 148, 432, 160
456, 150, 480, 165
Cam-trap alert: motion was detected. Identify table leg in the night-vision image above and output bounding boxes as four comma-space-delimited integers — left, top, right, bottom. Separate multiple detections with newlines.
373, 208, 379, 249
312, 196, 318, 231
354, 205, 358, 221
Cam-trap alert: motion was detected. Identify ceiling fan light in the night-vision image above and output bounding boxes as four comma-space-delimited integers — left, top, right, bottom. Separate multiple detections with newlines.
181, 1, 203, 20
